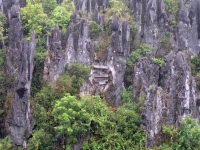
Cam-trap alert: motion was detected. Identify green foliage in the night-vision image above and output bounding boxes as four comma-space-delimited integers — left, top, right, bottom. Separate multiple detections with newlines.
0, 49, 5, 133
163, 0, 179, 15
51, 6, 71, 34
190, 56, 200, 75
53, 93, 91, 145
160, 116, 200, 150
0, 137, 12, 150
190, 56, 200, 91
81, 95, 145, 150
54, 74, 72, 99
28, 129, 53, 150
126, 43, 153, 67
61, 0, 75, 15
170, 16, 177, 31
89, 21, 102, 39
159, 37, 172, 57
20, 3, 53, 38
107, 0, 129, 19
42, 0, 57, 16
31, 51, 48, 98
32, 84, 54, 130
66, 62, 90, 95
177, 116, 200, 150
0, 13, 7, 42
152, 58, 165, 67
125, 43, 153, 87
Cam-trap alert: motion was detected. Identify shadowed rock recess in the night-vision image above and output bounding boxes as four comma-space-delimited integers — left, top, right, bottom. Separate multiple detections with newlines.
2, 0, 200, 148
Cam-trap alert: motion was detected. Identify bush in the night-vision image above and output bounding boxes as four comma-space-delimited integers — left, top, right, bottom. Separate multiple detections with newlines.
159, 116, 200, 150
20, 3, 53, 38
89, 21, 102, 39
51, 6, 71, 34
163, 0, 179, 15
125, 43, 153, 87
28, 129, 53, 150
190, 56, 200, 91
126, 43, 153, 67
66, 62, 90, 95
0, 137, 12, 150
152, 58, 165, 67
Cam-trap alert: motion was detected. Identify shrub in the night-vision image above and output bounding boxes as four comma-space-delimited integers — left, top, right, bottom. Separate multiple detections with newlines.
51, 6, 71, 34
126, 43, 153, 67
20, 3, 53, 38
0, 137, 12, 150
159, 116, 200, 150
28, 129, 53, 150
66, 62, 90, 95
89, 21, 102, 39
163, 0, 179, 15
190, 56, 200, 91
152, 58, 165, 67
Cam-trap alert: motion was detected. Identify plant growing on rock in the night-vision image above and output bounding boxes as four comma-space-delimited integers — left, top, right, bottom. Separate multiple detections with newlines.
51, 6, 71, 34
163, 0, 179, 15
159, 116, 200, 150
89, 21, 102, 39
126, 43, 153, 67
152, 58, 165, 67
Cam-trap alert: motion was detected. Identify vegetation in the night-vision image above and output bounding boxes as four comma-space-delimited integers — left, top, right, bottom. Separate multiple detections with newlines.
1, 0, 200, 150
163, 0, 179, 15
89, 21, 102, 39
160, 116, 200, 150
190, 57, 200, 90
52, 94, 145, 149
51, 6, 71, 34
158, 36, 172, 57
0, 137, 12, 150
152, 58, 165, 67
125, 43, 153, 87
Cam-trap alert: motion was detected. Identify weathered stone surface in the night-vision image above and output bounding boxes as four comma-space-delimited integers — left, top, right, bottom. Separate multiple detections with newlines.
44, 0, 130, 106
129, 0, 200, 55
4, 0, 36, 146
8, 33, 36, 146
134, 51, 199, 147
74, 0, 108, 13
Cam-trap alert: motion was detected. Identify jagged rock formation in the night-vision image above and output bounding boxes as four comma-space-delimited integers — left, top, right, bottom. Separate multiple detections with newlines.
129, 0, 200, 55
4, 0, 36, 146
129, 0, 200, 147
44, 0, 130, 106
2, 0, 200, 148
133, 51, 199, 147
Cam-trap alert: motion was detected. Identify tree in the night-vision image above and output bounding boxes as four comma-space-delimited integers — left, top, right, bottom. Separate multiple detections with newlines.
51, 6, 71, 34
28, 129, 53, 150
61, 0, 75, 14
52, 93, 91, 146
177, 116, 200, 150
20, 2, 53, 38
42, 0, 57, 16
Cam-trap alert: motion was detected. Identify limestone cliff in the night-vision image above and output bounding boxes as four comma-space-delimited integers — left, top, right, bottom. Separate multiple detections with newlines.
44, 0, 130, 106
3, 0, 36, 146
2, 0, 200, 148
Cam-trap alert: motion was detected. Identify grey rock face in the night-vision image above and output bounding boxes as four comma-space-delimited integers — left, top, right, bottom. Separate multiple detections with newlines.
44, 0, 130, 106
129, 0, 200, 55
134, 51, 198, 147
4, 1, 36, 146
8, 33, 36, 146
74, 0, 108, 13
176, 0, 200, 54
